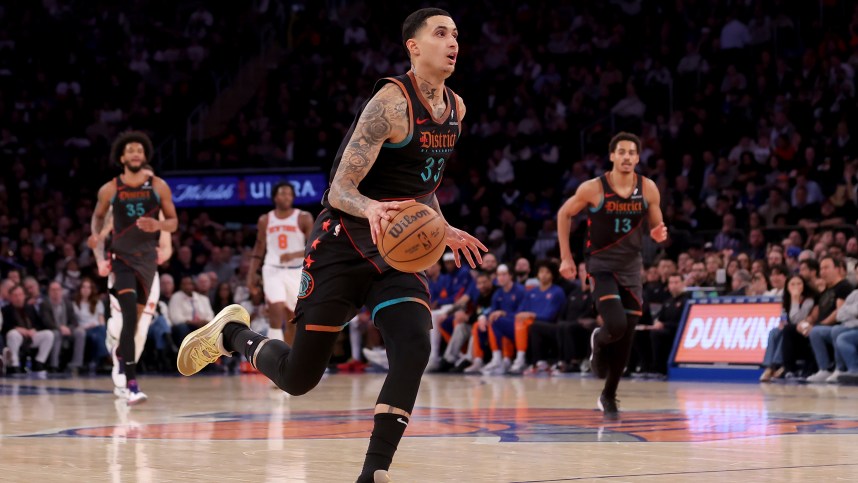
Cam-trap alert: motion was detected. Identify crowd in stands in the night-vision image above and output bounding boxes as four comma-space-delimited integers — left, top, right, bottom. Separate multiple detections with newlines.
2, 1, 858, 383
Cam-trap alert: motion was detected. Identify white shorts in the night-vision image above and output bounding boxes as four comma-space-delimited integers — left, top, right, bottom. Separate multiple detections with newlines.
262, 265, 302, 311
106, 273, 160, 363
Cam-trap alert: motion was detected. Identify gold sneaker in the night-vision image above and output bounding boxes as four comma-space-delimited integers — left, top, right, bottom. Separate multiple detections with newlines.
177, 304, 250, 376
374, 470, 392, 483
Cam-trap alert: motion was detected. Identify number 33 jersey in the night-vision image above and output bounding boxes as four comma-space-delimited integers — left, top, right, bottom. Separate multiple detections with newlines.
585, 174, 647, 274
111, 175, 160, 261
323, 71, 462, 207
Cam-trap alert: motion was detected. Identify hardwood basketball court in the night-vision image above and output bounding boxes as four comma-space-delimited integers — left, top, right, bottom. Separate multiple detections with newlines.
1, 374, 856, 482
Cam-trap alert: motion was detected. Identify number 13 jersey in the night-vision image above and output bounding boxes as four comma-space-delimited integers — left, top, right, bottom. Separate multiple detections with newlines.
323, 71, 462, 208
585, 174, 647, 274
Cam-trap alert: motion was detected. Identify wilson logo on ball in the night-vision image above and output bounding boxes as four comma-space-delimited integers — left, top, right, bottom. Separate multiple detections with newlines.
388, 209, 431, 239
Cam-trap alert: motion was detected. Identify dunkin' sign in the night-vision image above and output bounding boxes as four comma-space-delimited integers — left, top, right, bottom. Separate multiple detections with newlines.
673, 300, 782, 365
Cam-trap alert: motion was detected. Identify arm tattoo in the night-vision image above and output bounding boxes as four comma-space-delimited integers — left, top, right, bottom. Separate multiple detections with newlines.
330, 86, 407, 217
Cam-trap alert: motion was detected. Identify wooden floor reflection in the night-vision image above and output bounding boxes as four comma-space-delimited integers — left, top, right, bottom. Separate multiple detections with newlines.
2, 373, 857, 482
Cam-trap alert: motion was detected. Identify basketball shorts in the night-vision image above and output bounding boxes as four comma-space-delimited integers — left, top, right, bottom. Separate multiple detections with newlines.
294, 209, 432, 332
112, 253, 157, 305
262, 265, 302, 311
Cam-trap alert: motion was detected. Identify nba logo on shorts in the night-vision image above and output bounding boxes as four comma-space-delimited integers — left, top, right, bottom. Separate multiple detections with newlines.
298, 270, 314, 299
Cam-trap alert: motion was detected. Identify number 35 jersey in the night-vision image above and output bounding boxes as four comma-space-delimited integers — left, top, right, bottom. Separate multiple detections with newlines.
111, 175, 160, 261
585, 174, 647, 275
323, 71, 461, 207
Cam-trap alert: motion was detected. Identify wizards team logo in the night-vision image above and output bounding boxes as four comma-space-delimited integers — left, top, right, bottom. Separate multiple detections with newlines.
297, 270, 314, 299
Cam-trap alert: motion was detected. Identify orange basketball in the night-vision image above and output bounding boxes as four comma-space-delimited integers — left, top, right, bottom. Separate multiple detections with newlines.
378, 202, 447, 273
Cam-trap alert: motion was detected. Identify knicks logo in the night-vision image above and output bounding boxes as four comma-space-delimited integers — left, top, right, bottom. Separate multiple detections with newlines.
297, 270, 314, 299
46, 407, 858, 443
419, 131, 457, 149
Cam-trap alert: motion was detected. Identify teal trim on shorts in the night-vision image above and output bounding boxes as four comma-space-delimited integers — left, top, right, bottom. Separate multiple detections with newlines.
371, 296, 426, 321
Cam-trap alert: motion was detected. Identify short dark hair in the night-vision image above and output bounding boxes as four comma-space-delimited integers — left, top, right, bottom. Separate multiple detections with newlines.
110, 130, 154, 167
799, 258, 820, 275
608, 132, 641, 154
535, 259, 560, 283
271, 181, 295, 203
770, 264, 789, 276
402, 8, 451, 50
821, 255, 846, 270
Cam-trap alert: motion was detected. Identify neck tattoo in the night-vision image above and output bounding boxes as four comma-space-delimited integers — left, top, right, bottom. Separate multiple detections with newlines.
412, 68, 442, 104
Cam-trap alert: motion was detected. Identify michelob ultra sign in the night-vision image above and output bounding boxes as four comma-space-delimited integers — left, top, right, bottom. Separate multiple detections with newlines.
672, 298, 782, 365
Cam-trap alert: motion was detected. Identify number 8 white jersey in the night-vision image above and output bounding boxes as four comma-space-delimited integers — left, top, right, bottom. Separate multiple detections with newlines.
264, 209, 306, 268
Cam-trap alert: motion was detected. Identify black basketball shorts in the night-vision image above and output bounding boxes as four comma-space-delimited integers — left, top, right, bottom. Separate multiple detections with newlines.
293, 209, 432, 332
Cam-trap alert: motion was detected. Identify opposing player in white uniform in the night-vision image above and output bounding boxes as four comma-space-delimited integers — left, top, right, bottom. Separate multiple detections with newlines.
248, 182, 314, 345
94, 164, 173, 401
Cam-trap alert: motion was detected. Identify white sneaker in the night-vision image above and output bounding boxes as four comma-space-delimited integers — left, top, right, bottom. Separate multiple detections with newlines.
480, 357, 501, 375
806, 370, 832, 383
462, 358, 484, 373
482, 358, 511, 376
509, 358, 527, 374
362, 347, 389, 370
425, 357, 440, 373
826, 370, 843, 383
127, 390, 148, 406
374, 470, 392, 482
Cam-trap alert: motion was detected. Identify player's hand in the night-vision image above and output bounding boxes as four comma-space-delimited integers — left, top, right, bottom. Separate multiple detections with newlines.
365, 200, 411, 245
87, 234, 102, 250
488, 311, 504, 323
445, 225, 487, 269
650, 222, 668, 243
559, 258, 577, 280
280, 252, 299, 263
96, 259, 111, 277
156, 247, 170, 265
136, 217, 160, 233
247, 274, 260, 295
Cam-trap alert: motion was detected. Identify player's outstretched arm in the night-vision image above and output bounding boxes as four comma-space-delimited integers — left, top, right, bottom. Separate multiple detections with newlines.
328, 83, 411, 244
556, 179, 599, 280
644, 177, 667, 243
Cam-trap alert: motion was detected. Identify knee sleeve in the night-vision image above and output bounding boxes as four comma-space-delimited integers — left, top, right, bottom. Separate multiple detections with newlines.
375, 302, 431, 412
116, 290, 139, 362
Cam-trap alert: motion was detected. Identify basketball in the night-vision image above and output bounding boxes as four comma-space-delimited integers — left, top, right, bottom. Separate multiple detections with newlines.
377, 201, 447, 273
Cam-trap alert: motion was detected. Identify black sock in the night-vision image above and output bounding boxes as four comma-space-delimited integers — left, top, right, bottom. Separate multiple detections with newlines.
223, 322, 257, 355
358, 413, 409, 481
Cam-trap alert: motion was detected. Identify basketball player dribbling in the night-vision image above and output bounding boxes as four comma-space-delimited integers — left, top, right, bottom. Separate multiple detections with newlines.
248, 182, 314, 346
556, 132, 668, 420
176, 8, 486, 482
89, 131, 178, 406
